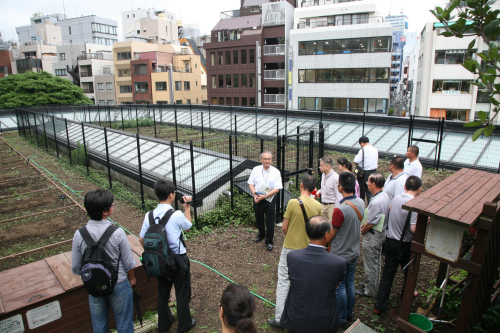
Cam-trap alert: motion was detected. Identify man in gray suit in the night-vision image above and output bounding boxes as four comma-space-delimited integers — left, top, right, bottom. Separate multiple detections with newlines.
281, 216, 346, 333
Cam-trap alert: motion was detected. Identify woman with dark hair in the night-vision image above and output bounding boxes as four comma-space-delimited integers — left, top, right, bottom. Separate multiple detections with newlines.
220, 284, 257, 333
337, 157, 361, 198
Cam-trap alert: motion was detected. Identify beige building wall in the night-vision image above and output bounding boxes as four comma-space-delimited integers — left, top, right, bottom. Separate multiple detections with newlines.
36, 21, 62, 45
151, 72, 170, 103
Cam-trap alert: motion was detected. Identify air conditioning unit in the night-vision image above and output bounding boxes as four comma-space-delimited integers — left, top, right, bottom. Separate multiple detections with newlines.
156, 68, 162, 72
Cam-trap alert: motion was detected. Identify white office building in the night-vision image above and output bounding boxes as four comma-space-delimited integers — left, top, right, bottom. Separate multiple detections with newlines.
289, 0, 392, 113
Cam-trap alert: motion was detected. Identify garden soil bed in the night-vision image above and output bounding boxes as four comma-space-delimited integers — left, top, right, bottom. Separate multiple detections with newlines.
1, 132, 455, 332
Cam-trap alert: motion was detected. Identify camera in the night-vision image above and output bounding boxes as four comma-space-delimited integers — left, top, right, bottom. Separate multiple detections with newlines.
175, 192, 192, 204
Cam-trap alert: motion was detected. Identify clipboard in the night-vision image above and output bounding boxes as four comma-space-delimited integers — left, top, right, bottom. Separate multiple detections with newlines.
361, 208, 385, 233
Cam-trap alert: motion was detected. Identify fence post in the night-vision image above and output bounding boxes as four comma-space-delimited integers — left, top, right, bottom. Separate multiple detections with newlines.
208, 104, 212, 132
174, 103, 179, 142
160, 104, 163, 126
189, 140, 198, 224
153, 108, 157, 138
362, 112, 365, 136
108, 106, 112, 128
229, 135, 234, 210
52, 116, 59, 158
260, 137, 264, 154
104, 127, 112, 189
436, 117, 445, 171
255, 106, 258, 138
190, 103, 193, 129
308, 130, 314, 175
201, 112, 205, 149
135, 107, 139, 133
280, 135, 286, 220
318, 122, 324, 175
121, 106, 124, 131
88, 105, 92, 125
81, 122, 90, 176
234, 115, 238, 156
136, 133, 145, 210
276, 118, 279, 136
296, 126, 300, 189
27, 112, 32, 139
169, 140, 179, 210
285, 107, 288, 136
42, 114, 49, 152
320, 109, 323, 123
65, 118, 72, 165
98, 105, 101, 125
407, 115, 413, 148
230, 105, 233, 134
276, 135, 282, 223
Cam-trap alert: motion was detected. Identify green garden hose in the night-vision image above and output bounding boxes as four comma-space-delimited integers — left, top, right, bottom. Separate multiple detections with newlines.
27, 155, 276, 307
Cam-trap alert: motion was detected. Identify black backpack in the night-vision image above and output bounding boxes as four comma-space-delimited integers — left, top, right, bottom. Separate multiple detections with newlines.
79, 225, 120, 297
141, 210, 186, 281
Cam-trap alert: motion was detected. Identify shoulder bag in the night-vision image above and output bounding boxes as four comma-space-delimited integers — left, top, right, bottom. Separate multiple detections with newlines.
353, 148, 365, 179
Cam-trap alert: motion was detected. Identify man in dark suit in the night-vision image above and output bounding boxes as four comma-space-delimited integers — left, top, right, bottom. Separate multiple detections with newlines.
281, 216, 347, 333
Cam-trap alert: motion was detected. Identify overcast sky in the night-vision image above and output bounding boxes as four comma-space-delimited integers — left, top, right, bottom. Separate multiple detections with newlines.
0, 0, 444, 42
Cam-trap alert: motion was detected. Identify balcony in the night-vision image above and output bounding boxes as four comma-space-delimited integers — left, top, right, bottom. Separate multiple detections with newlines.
264, 69, 286, 80
80, 70, 93, 77
264, 44, 286, 56
262, 2, 286, 27
300, 0, 360, 7
77, 53, 113, 61
83, 87, 94, 94
297, 16, 383, 29
264, 94, 285, 105
172, 66, 192, 73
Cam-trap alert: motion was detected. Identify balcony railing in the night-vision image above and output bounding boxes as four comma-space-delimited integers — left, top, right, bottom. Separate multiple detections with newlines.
77, 53, 113, 61
262, 2, 286, 27
263, 44, 286, 56
83, 87, 94, 94
264, 69, 286, 80
297, 16, 383, 29
80, 71, 93, 77
300, 0, 361, 7
264, 94, 285, 105
172, 66, 192, 73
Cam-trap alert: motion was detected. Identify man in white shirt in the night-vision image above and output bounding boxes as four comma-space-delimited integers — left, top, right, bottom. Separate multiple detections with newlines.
404, 146, 423, 178
248, 151, 283, 251
316, 157, 340, 221
384, 157, 407, 203
353, 136, 378, 203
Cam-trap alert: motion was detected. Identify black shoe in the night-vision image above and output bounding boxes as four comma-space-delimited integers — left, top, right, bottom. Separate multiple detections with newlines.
268, 319, 281, 327
347, 316, 354, 322
254, 236, 264, 242
355, 289, 366, 296
266, 243, 273, 251
340, 321, 348, 329
179, 319, 196, 333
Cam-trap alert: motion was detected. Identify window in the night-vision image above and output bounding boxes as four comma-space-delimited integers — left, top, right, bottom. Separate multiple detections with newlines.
372, 37, 391, 52
211, 52, 215, 66
241, 50, 247, 64
234, 97, 239, 105
218, 51, 223, 65
211, 75, 216, 89
219, 74, 224, 88
225, 51, 231, 65
133, 14, 135, 17
184, 81, 190, 90
187, 99, 191, 104
432, 80, 470, 94
175, 81, 182, 90
127, 15, 129, 18
298, 37, 391, 55
242, 97, 247, 106
477, 90, 490, 103
120, 85, 132, 93
107, 100, 114, 105
446, 109, 468, 121
233, 50, 238, 64
434, 50, 474, 64
196, 80, 198, 86
233, 74, 239, 88
97, 83, 105, 92
226, 97, 232, 105
249, 73, 255, 88
99, 100, 105, 105
133, 64, 148, 75
134, 82, 148, 93
69, 27, 72, 35
226, 74, 231, 88
117, 52, 131, 60
59, 53, 65, 60
118, 68, 131, 77
298, 68, 387, 83
298, 97, 387, 113
250, 97, 255, 106
241, 74, 247, 88
156, 82, 167, 91
217, 30, 241, 42
249, 49, 255, 63
176, 100, 182, 104
55, 68, 67, 76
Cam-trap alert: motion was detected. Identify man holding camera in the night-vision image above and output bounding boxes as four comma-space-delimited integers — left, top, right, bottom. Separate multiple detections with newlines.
248, 151, 283, 251
139, 179, 196, 333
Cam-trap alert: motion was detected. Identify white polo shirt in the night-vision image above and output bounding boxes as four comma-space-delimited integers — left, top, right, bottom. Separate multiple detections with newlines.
353, 144, 378, 171
247, 165, 283, 202
404, 158, 423, 178
384, 171, 407, 203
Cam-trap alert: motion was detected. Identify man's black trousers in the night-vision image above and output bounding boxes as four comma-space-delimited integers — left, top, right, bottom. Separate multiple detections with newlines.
157, 255, 192, 332
374, 237, 412, 312
359, 169, 377, 203
254, 198, 276, 245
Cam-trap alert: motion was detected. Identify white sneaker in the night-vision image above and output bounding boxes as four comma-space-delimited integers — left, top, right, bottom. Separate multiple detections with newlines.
276, 222, 283, 227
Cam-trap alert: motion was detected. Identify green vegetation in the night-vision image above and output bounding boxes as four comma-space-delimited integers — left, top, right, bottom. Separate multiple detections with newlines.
0, 71, 92, 109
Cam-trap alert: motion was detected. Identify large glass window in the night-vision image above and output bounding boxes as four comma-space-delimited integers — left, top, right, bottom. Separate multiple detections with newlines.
299, 36, 391, 55
156, 82, 167, 91
298, 68, 389, 83
477, 90, 490, 103
435, 50, 475, 64
372, 37, 391, 52
298, 97, 386, 113
432, 80, 470, 94
446, 109, 468, 121
352, 38, 370, 53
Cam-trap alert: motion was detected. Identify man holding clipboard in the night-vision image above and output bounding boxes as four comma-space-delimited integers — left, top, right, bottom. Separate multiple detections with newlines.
356, 173, 390, 298
248, 151, 283, 251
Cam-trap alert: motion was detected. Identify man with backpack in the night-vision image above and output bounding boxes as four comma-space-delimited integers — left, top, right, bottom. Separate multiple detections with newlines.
71, 189, 137, 333
139, 179, 195, 333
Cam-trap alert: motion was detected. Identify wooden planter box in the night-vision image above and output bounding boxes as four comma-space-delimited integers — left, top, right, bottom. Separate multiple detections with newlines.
0, 236, 157, 332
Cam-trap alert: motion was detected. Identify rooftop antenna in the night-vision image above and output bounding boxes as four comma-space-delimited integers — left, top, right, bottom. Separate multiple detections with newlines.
63, 0, 66, 18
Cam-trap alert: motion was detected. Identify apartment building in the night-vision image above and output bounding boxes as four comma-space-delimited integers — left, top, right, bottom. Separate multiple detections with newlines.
414, 18, 499, 123
122, 8, 178, 44
113, 41, 207, 105
16, 13, 118, 46
289, 0, 392, 112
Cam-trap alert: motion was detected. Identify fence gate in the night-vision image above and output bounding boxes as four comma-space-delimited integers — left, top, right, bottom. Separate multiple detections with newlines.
276, 129, 315, 220
408, 115, 445, 170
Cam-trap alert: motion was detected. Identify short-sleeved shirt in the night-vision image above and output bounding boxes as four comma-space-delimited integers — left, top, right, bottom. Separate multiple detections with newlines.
384, 172, 407, 203
247, 165, 283, 202
404, 158, 423, 178
367, 191, 390, 226
140, 204, 192, 254
386, 193, 418, 242
283, 196, 322, 250
319, 170, 340, 205
330, 196, 364, 262
72, 220, 136, 283
353, 144, 378, 170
